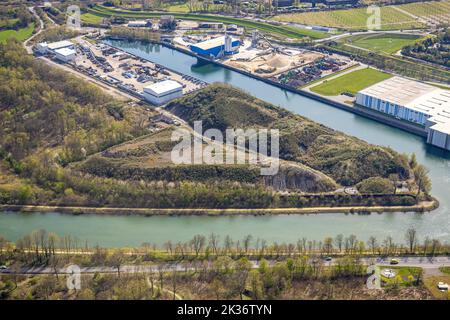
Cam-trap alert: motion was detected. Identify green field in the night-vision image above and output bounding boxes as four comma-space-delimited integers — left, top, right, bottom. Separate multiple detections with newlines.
81, 13, 104, 24
0, 23, 35, 44
400, 0, 450, 25
86, 5, 328, 39
310, 68, 392, 96
272, 6, 425, 30
345, 33, 423, 54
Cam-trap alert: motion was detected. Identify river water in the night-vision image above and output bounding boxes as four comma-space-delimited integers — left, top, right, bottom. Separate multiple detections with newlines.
1, 40, 449, 247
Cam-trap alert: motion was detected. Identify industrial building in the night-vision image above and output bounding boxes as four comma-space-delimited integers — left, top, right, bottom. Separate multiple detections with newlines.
189, 35, 240, 58
47, 40, 75, 52
356, 76, 450, 150
54, 47, 76, 63
36, 40, 75, 55
127, 20, 152, 28
143, 80, 183, 105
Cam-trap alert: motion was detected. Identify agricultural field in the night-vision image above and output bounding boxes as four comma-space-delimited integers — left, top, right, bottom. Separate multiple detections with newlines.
400, 0, 450, 26
310, 68, 392, 96
272, 6, 425, 30
343, 33, 424, 54
0, 23, 34, 44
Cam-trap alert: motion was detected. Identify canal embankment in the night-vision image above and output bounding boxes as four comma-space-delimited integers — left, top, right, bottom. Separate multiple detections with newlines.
0, 199, 439, 216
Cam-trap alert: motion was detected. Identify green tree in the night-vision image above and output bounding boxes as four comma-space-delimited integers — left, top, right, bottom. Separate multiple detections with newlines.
413, 165, 431, 195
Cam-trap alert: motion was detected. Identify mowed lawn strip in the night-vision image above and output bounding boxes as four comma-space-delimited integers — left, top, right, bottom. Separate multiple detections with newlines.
349, 34, 423, 54
310, 68, 392, 96
0, 23, 35, 44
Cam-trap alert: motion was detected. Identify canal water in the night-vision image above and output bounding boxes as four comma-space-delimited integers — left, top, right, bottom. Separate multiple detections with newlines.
1, 40, 449, 247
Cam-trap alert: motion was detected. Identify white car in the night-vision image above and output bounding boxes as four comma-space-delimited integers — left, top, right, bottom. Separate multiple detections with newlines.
437, 282, 449, 291
0, 265, 7, 270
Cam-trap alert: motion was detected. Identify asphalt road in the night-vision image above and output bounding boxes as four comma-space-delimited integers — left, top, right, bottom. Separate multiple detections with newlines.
1, 256, 450, 275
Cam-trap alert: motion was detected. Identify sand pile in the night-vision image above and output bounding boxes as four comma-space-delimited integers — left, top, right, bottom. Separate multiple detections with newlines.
266, 55, 290, 68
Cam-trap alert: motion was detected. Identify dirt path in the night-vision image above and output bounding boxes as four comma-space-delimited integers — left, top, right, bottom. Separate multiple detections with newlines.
0, 199, 438, 216
24, 7, 45, 54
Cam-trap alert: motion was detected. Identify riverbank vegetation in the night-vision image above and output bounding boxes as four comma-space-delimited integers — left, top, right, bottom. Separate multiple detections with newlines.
0, 228, 446, 300
108, 26, 161, 43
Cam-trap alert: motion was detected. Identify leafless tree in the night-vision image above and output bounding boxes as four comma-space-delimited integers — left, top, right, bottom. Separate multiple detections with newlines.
243, 235, 252, 253
367, 236, 378, 255
224, 235, 233, 254
208, 233, 220, 255
191, 235, 206, 257
405, 228, 418, 253
334, 234, 344, 253
108, 250, 125, 277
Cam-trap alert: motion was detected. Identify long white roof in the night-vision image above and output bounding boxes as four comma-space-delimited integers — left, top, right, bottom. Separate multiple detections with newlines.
54, 47, 76, 56
191, 36, 236, 50
144, 80, 182, 96
359, 76, 450, 134
47, 40, 74, 50
359, 76, 450, 114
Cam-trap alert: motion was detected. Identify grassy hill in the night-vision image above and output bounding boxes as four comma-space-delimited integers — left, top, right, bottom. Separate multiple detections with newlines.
166, 83, 412, 186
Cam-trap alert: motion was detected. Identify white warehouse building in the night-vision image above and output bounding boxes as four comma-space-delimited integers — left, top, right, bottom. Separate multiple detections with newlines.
143, 80, 183, 105
54, 47, 77, 63
356, 76, 450, 150
36, 40, 75, 55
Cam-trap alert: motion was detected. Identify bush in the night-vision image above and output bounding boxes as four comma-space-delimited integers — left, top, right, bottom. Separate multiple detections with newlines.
356, 177, 394, 194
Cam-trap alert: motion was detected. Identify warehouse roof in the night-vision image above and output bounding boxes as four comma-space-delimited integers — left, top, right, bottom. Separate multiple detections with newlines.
47, 40, 74, 50
144, 80, 182, 96
359, 76, 437, 106
190, 36, 237, 50
128, 20, 150, 26
359, 76, 450, 115
54, 47, 76, 57
430, 122, 450, 135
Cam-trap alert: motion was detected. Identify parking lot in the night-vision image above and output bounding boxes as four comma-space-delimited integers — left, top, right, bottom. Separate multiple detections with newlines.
73, 39, 206, 99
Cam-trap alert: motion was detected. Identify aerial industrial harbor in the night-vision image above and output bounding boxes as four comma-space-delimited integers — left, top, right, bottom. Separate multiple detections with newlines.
33, 13, 450, 150
1, 0, 450, 304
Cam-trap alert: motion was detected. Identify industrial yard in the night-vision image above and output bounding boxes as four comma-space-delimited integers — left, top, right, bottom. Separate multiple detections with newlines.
34, 37, 206, 106
74, 39, 206, 101
174, 30, 355, 87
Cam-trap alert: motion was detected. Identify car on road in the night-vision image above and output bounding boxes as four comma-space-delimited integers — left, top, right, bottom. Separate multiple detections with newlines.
0, 265, 7, 270
390, 258, 399, 265
324, 257, 332, 262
